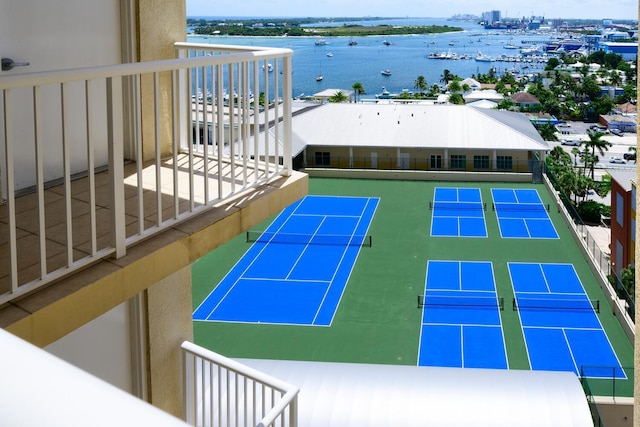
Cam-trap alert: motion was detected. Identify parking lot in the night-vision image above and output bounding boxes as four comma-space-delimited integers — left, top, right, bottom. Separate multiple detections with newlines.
552, 121, 637, 167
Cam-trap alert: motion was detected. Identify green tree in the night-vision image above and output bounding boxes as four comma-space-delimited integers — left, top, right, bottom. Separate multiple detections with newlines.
351, 82, 365, 103
447, 80, 462, 93
440, 69, 453, 85
621, 265, 635, 296
328, 90, 348, 103
584, 131, 612, 179
536, 123, 558, 141
544, 57, 560, 71
448, 93, 464, 105
414, 75, 428, 94
579, 76, 602, 101
597, 174, 612, 198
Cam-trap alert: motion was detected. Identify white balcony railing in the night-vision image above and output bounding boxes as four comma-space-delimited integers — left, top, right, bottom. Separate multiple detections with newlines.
182, 341, 299, 427
0, 44, 293, 305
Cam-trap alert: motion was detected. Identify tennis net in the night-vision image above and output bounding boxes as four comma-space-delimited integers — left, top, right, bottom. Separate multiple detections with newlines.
417, 294, 504, 310
512, 297, 600, 313
492, 203, 550, 212
246, 231, 373, 247
429, 202, 486, 211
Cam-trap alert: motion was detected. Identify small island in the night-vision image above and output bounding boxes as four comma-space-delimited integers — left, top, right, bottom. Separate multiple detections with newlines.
188, 17, 463, 37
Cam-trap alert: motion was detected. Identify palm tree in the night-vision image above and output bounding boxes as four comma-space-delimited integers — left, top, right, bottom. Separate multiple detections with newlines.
440, 69, 453, 85
328, 90, 348, 103
352, 82, 365, 103
447, 80, 462, 94
583, 131, 612, 179
414, 75, 427, 95
571, 147, 581, 167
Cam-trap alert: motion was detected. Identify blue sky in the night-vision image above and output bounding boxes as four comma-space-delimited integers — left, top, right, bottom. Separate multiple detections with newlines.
186, 0, 637, 20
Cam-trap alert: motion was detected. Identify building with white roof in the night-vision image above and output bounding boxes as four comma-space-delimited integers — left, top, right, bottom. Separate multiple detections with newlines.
251, 103, 548, 173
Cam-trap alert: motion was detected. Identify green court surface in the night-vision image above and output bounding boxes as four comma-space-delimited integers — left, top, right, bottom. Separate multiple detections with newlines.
192, 178, 634, 397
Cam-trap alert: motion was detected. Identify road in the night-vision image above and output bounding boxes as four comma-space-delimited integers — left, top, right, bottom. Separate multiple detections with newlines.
549, 121, 637, 170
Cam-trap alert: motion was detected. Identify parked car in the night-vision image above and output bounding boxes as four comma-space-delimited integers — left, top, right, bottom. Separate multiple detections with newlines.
589, 125, 609, 134
623, 152, 636, 161
561, 139, 581, 146
611, 129, 623, 136
609, 156, 626, 164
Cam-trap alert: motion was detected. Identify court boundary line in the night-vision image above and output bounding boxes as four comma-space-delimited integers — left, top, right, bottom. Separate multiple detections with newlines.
312, 209, 366, 323
284, 216, 326, 280
492, 188, 559, 240
509, 262, 627, 379
430, 187, 487, 238
314, 197, 380, 327
192, 197, 307, 321
193, 195, 380, 326
417, 260, 509, 369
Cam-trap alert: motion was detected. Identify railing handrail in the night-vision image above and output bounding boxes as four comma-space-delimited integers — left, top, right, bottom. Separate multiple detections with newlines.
0, 47, 293, 90
1, 43, 293, 305
181, 341, 299, 427
175, 41, 283, 53
181, 341, 297, 393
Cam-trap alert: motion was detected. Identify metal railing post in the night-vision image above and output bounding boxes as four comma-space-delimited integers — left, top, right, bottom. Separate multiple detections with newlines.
106, 76, 126, 258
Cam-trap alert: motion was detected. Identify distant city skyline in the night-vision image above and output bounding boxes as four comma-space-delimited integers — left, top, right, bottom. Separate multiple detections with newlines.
187, 0, 638, 21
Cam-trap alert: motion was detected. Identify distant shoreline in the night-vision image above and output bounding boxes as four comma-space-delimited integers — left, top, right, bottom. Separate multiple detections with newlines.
190, 25, 465, 38
188, 16, 466, 38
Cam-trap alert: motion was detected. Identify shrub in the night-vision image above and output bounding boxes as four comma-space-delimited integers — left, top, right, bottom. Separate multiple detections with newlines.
576, 200, 602, 223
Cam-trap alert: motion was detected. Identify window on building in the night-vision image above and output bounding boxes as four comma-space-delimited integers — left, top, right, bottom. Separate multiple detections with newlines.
496, 155, 513, 170
632, 187, 636, 211
450, 155, 466, 169
315, 151, 331, 166
430, 155, 442, 169
473, 155, 490, 169
632, 219, 636, 243
616, 193, 624, 227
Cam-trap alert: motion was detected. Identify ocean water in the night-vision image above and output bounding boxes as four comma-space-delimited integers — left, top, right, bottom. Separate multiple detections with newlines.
187, 18, 555, 99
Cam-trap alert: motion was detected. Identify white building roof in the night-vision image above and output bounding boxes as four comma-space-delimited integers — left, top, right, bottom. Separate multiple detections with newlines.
312, 88, 355, 99
461, 77, 482, 90
245, 103, 548, 158
466, 99, 499, 109
289, 103, 546, 152
463, 89, 505, 102
241, 358, 593, 427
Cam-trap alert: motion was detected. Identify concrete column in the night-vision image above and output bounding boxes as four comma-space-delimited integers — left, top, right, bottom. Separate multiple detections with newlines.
146, 266, 194, 419
138, 0, 186, 161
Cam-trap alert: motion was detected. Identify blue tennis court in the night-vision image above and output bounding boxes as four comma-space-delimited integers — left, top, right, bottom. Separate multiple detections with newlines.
193, 195, 379, 326
430, 188, 487, 237
418, 260, 508, 369
509, 262, 625, 378
492, 188, 558, 239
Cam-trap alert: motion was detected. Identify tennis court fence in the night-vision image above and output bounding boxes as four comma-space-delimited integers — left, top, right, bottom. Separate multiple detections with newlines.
246, 231, 373, 247
512, 297, 600, 313
417, 294, 504, 310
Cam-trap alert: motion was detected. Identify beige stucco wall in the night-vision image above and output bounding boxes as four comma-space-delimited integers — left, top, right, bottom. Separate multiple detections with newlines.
147, 266, 193, 418
138, 0, 186, 162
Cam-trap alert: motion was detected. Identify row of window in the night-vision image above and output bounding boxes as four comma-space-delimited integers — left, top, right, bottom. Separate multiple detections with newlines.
314, 152, 514, 170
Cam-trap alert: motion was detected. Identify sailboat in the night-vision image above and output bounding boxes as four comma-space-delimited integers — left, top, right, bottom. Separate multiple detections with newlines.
316, 62, 323, 81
